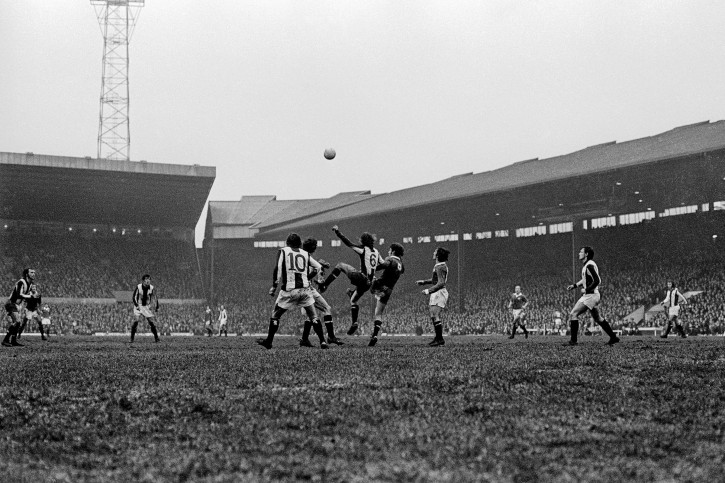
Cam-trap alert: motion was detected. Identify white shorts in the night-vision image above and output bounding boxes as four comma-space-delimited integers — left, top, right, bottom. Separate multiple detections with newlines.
42, 318, 51, 326
512, 309, 525, 320
219, 320, 227, 326
576, 293, 600, 310
429, 288, 449, 308
25, 310, 38, 321
134, 305, 155, 318
668, 306, 681, 318
276, 287, 315, 310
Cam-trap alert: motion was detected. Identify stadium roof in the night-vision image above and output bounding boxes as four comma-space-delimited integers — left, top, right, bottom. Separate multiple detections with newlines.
0, 152, 215, 228
258, 120, 725, 235
207, 191, 376, 229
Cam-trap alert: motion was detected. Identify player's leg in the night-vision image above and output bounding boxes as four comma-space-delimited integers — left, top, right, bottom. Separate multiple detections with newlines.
130, 316, 140, 343
567, 301, 588, 345
36, 316, 46, 340
257, 305, 286, 349
347, 277, 370, 335
17, 313, 28, 339
303, 305, 328, 349
319, 262, 354, 293
673, 316, 687, 338
316, 295, 342, 345
369, 299, 387, 347
590, 306, 619, 345
519, 313, 529, 338
146, 316, 160, 342
3, 307, 21, 347
661, 314, 672, 338
508, 316, 518, 339
429, 305, 445, 346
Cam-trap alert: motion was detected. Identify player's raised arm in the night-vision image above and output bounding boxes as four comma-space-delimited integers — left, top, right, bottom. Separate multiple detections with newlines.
332, 226, 359, 250
416, 278, 432, 286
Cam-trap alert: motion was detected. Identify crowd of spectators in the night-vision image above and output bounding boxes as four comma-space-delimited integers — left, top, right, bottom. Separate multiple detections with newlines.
5, 215, 724, 337
1, 232, 203, 298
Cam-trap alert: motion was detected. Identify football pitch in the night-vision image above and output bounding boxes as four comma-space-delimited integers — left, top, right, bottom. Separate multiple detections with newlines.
1, 335, 724, 482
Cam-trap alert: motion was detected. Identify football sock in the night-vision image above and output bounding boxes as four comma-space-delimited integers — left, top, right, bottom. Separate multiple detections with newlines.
265, 318, 279, 343
569, 320, 579, 343
597, 319, 616, 338
350, 304, 360, 324
324, 315, 335, 339
37, 322, 44, 337
510, 323, 517, 336
302, 320, 312, 340
322, 269, 341, 288
2, 331, 10, 344
149, 321, 159, 340
130, 321, 138, 341
18, 321, 26, 337
372, 320, 382, 337
311, 319, 326, 343
521, 325, 528, 335
434, 322, 443, 340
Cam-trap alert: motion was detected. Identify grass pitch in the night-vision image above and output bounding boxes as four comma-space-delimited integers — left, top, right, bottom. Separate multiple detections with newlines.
1, 335, 724, 482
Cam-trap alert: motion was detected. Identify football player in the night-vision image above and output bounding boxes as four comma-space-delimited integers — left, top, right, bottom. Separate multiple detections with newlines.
318, 225, 384, 336
416, 248, 450, 347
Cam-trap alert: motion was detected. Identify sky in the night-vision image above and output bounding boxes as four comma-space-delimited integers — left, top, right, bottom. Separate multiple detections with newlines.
2, 1, 724, 246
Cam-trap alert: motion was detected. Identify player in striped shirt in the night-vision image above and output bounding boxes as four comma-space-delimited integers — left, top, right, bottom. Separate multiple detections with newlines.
318, 225, 384, 336
565, 246, 620, 346
257, 233, 328, 349
368, 243, 405, 347
18, 283, 42, 341
218, 305, 228, 337
659, 280, 688, 339
131, 274, 161, 343
3, 268, 37, 347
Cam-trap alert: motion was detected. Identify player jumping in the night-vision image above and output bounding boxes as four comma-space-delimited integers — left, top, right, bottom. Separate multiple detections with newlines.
318, 225, 384, 336
368, 243, 405, 347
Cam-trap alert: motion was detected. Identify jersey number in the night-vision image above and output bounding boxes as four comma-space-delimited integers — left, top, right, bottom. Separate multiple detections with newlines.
287, 253, 307, 272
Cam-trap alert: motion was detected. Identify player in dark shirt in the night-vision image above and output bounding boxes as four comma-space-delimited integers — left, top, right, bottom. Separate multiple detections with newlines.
298, 238, 342, 347
507, 285, 529, 339
18, 283, 42, 340
4, 268, 36, 347
368, 243, 405, 347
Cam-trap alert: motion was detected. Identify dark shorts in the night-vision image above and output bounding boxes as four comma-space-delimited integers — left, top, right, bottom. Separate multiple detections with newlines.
5, 301, 18, 315
349, 271, 372, 292
371, 280, 394, 304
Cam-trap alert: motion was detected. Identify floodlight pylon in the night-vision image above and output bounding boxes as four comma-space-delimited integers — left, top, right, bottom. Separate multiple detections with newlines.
91, 0, 144, 161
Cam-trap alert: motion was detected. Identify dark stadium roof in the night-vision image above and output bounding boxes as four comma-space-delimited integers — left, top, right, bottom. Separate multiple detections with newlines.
257, 120, 725, 235
0, 152, 215, 228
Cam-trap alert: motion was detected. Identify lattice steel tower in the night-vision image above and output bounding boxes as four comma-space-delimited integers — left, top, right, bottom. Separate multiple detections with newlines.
92, 0, 144, 161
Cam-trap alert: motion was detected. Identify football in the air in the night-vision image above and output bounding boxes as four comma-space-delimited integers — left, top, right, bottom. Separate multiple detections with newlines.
323, 148, 336, 160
